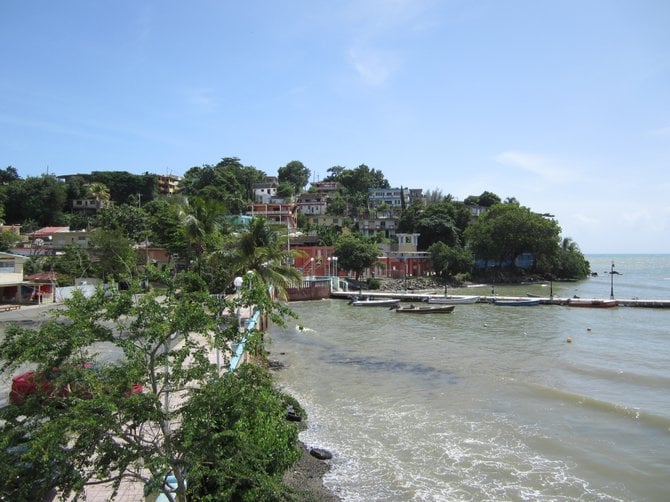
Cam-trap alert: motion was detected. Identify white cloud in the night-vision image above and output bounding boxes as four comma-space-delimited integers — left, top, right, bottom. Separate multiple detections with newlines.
349, 47, 399, 86
186, 88, 218, 111
494, 150, 579, 184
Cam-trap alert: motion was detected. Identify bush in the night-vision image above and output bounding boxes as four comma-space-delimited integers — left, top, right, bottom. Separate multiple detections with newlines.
366, 278, 381, 290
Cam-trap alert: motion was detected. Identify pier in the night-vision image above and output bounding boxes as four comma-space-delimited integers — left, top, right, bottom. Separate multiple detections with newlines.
329, 290, 670, 308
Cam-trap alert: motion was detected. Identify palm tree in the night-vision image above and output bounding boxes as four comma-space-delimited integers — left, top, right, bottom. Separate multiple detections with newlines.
225, 217, 303, 300
178, 197, 228, 272
86, 182, 111, 204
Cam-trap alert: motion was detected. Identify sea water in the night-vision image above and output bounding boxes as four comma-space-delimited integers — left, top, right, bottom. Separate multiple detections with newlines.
269, 255, 670, 501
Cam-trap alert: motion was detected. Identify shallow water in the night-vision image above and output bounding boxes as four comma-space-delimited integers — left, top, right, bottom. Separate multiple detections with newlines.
270, 255, 670, 501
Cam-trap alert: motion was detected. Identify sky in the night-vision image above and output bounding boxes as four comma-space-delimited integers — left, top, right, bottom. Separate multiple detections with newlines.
1, 1, 669, 254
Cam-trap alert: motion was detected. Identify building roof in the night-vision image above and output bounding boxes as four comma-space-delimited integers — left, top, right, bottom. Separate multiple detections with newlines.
31, 226, 70, 238
24, 271, 58, 282
0, 251, 29, 262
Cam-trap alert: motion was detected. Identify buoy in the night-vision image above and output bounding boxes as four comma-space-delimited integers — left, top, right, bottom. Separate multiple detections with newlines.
566, 337, 573, 343
587, 327, 591, 332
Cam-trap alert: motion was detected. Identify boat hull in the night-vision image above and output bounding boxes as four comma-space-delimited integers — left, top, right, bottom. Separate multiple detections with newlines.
567, 299, 618, 308
493, 299, 541, 307
396, 305, 455, 314
350, 298, 401, 307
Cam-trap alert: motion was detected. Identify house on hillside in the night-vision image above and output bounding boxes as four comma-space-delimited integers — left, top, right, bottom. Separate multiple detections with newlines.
0, 252, 30, 304
252, 177, 279, 204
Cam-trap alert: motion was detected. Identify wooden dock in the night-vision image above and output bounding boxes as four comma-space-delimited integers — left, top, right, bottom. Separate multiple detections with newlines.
329, 291, 670, 308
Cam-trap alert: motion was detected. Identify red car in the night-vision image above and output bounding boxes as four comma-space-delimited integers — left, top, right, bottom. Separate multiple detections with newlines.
9, 364, 143, 405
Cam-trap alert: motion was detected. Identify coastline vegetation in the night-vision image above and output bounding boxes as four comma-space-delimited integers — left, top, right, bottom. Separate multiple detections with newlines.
0, 158, 589, 498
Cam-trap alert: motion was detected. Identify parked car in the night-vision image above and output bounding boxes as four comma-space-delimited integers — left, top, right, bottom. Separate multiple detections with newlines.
9, 364, 143, 405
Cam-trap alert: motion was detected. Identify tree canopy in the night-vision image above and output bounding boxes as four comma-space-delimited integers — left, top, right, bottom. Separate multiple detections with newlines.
278, 160, 310, 195
464, 202, 561, 271
334, 234, 381, 280
0, 271, 298, 501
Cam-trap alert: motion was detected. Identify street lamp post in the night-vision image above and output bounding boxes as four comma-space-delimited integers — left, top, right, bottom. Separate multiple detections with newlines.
234, 276, 243, 333
608, 261, 620, 299
310, 257, 315, 277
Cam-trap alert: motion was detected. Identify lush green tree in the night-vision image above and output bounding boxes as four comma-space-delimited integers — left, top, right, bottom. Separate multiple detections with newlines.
278, 160, 310, 195
178, 197, 229, 274
0, 229, 19, 251
276, 182, 294, 199
143, 197, 188, 258
88, 228, 138, 281
218, 217, 303, 299
326, 193, 348, 216
334, 234, 381, 280
52, 244, 93, 281
0, 270, 298, 501
181, 364, 301, 499
89, 171, 156, 206
552, 237, 590, 279
180, 158, 266, 214
464, 203, 561, 271
337, 164, 389, 195
0, 166, 20, 184
4, 175, 68, 226
397, 200, 471, 250
477, 191, 502, 207
95, 203, 150, 243
323, 165, 345, 181
428, 242, 474, 284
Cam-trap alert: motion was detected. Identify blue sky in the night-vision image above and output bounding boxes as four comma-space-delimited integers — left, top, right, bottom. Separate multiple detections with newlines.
1, 1, 669, 254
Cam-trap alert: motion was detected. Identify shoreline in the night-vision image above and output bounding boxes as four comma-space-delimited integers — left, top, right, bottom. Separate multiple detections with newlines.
283, 442, 340, 501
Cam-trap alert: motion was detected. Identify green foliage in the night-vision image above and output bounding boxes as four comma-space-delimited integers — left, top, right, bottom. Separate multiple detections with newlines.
278, 160, 310, 195
89, 171, 156, 205
552, 238, 590, 279
180, 157, 266, 214
3, 175, 68, 226
366, 277, 381, 290
0, 229, 19, 251
53, 244, 92, 279
178, 196, 229, 274
95, 203, 150, 243
181, 364, 301, 500
334, 234, 380, 280
0, 270, 297, 501
143, 197, 188, 256
216, 217, 304, 300
428, 242, 474, 279
464, 203, 561, 270
88, 228, 138, 281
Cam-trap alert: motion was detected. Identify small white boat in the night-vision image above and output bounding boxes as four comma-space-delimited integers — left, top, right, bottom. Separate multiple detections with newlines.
349, 298, 401, 307
493, 298, 541, 307
395, 304, 455, 314
427, 295, 479, 305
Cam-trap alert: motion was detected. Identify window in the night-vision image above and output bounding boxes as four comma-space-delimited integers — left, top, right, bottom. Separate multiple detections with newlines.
0, 261, 16, 273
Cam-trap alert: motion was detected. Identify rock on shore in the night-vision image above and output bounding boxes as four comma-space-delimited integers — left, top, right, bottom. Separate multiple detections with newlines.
283, 443, 340, 501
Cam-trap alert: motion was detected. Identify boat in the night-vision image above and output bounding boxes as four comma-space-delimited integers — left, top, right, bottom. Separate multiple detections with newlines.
395, 304, 455, 314
567, 298, 618, 308
493, 298, 541, 306
427, 295, 479, 305
349, 297, 401, 307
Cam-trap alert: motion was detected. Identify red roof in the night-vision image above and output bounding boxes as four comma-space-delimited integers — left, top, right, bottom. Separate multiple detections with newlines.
24, 272, 58, 282
32, 227, 70, 238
